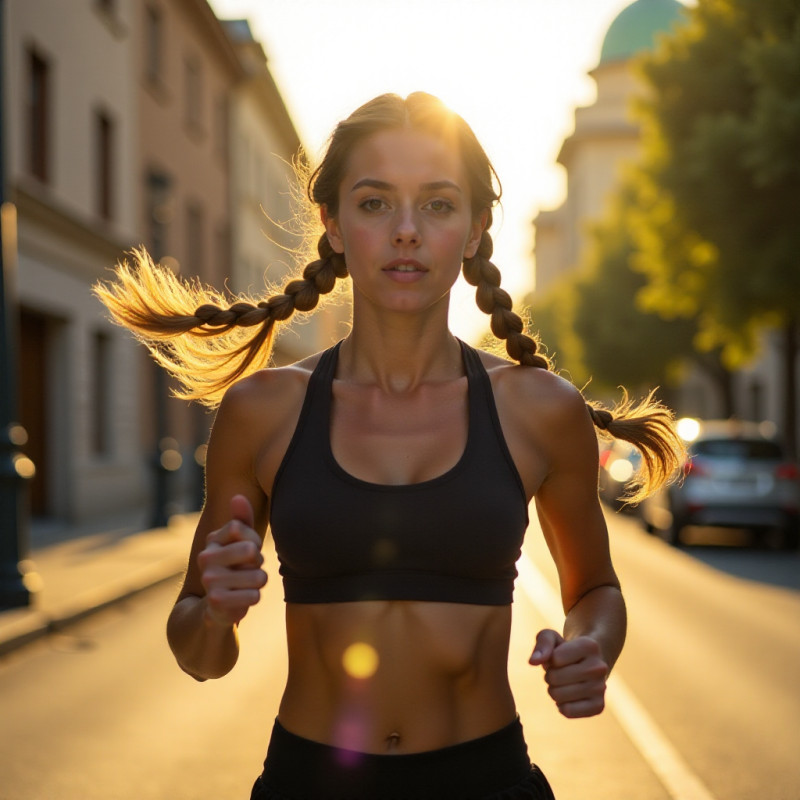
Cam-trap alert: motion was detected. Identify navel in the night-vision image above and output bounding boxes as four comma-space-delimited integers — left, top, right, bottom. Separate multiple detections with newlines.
385, 731, 402, 751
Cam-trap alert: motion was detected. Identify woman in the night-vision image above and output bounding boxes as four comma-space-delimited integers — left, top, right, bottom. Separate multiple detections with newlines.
96, 92, 683, 799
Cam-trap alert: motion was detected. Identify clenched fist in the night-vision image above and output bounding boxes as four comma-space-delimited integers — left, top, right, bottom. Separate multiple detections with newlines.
198, 495, 268, 627
529, 629, 609, 718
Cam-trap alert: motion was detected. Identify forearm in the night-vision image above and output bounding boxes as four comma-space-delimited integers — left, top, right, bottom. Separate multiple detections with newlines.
166, 595, 241, 681
563, 585, 627, 672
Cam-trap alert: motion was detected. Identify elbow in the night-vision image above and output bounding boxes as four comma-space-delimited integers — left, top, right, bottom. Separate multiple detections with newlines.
165, 601, 239, 681
564, 581, 623, 616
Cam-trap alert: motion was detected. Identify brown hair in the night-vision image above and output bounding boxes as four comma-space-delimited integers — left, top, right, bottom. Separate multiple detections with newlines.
94, 91, 684, 500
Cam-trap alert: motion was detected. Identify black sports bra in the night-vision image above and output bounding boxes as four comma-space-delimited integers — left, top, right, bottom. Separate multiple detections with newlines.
268, 340, 529, 605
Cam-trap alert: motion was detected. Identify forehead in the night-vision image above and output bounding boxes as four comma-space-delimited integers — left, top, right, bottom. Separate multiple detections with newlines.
341, 128, 467, 189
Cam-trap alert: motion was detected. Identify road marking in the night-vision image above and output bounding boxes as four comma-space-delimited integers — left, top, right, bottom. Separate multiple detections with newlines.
516, 551, 718, 800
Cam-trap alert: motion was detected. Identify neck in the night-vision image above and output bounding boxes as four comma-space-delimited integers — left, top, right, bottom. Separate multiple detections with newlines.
339, 299, 463, 393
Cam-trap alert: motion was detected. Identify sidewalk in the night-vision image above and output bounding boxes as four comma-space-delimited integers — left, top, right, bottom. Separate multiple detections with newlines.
0, 513, 198, 656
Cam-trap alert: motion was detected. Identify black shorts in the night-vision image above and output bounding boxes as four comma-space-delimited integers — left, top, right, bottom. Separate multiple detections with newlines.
250, 717, 556, 799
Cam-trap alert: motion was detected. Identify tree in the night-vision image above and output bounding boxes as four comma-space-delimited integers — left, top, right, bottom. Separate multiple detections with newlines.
572, 181, 698, 401
523, 277, 586, 385
634, 0, 800, 452
525, 180, 712, 409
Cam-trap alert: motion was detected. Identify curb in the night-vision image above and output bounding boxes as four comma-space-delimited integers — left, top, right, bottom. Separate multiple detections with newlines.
0, 556, 185, 657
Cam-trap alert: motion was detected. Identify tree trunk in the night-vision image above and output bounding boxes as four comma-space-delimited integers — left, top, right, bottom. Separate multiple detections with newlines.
694, 350, 736, 418
782, 320, 798, 459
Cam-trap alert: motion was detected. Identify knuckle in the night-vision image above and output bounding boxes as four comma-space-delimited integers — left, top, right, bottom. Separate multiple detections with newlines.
206, 587, 226, 606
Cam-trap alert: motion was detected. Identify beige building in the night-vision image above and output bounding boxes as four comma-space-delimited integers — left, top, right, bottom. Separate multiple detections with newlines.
136, 0, 245, 520
3, 0, 338, 532
533, 0, 686, 295
222, 19, 347, 365
6, 0, 140, 524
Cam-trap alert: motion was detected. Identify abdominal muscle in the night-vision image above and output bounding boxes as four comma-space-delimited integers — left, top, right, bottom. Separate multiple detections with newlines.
277, 600, 516, 755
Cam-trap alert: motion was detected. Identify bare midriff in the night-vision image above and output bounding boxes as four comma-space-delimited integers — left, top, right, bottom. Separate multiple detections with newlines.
277, 600, 516, 754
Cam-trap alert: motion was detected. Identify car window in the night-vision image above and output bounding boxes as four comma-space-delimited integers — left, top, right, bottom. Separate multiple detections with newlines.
692, 439, 782, 460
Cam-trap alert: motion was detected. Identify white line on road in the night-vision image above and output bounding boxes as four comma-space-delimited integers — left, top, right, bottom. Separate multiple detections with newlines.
516, 551, 718, 800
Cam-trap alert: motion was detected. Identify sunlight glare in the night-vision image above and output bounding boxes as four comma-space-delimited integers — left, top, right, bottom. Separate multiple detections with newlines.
342, 642, 379, 680
676, 417, 701, 442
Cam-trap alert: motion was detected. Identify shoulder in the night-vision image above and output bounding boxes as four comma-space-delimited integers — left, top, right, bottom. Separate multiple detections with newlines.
213, 350, 325, 438
476, 349, 589, 425
474, 348, 596, 473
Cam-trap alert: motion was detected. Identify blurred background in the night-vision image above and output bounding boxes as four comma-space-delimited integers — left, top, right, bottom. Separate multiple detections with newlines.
2, 0, 797, 539
0, 1, 798, 797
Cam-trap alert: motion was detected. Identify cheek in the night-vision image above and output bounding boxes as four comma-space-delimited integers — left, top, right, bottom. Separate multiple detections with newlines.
439, 226, 476, 260
341, 227, 378, 264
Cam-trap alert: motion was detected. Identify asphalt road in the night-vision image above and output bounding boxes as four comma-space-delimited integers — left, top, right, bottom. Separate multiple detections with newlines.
0, 511, 798, 800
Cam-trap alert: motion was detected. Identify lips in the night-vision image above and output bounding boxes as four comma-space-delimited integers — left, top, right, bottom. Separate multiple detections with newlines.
383, 259, 428, 273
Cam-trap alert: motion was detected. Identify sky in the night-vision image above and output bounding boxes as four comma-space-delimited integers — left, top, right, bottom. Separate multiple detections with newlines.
207, 0, 685, 341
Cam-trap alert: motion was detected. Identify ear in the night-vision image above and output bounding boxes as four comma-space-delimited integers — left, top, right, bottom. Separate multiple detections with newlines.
464, 209, 489, 260
320, 206, 345, 254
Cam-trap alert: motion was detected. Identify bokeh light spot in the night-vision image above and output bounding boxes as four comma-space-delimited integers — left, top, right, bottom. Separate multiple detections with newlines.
342, 642, 379, 679
677, 417, 701, 442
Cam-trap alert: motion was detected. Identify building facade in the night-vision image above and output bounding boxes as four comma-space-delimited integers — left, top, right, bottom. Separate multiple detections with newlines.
3, 0, 335, 532
533, 0, 685, 295
223, 19, 348, 366
6, 0, 140, 523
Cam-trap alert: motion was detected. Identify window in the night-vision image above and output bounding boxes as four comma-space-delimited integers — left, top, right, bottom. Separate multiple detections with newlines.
184, 57, 203, 132
27, 48, 50, 182
215, 223, 230, 282
693, 439, 783, 460
95, 110, 114, 220
146, 170, 172, 259
214, 93, 228, 159
185, 202, 204, 278
91, 331, 112, 456
145, 5, 163, 83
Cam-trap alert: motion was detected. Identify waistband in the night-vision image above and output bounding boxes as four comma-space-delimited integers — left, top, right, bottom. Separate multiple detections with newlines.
257, 716, 533, 799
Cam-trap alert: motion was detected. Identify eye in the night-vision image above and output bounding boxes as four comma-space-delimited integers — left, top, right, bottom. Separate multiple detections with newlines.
424, 198, 456, 214
359, 197, 388, 212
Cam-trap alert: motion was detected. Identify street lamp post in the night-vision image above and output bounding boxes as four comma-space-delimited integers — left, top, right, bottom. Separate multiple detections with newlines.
0, 0, 33, 609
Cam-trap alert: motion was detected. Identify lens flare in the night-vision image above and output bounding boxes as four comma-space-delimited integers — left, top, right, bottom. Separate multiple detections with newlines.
676, 417, 701, 442
342, 642, 379, 679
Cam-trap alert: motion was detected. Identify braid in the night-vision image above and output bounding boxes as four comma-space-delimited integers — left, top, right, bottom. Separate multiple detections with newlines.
588, 406, 613, 431
462, 231, 549, 369
460, 233, 685, 498
94, 239, 348, 407
189, 234, 348, 334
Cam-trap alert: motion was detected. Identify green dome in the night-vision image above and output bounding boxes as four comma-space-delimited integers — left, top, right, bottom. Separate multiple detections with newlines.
599, 0, 686, 65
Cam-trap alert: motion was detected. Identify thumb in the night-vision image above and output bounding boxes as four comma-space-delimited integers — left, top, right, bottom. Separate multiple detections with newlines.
230, 494, 255, 529
529, 629, 564, 666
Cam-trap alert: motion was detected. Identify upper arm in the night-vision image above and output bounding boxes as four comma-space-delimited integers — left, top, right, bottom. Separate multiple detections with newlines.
528, 379, 619, 612
176, 377, 277, 601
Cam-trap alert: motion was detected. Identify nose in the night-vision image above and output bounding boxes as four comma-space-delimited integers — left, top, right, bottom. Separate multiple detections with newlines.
393, 206, 420, 246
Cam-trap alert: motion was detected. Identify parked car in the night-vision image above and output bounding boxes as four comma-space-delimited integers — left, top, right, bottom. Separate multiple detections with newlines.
598, 439, 642, 512
639, 419, 800, 549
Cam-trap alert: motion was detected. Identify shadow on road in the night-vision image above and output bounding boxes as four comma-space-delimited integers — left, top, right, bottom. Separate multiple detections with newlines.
679, 526, 800, 592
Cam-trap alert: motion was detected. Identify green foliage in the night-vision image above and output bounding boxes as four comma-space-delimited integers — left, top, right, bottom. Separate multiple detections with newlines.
573, 181, 697, 393
633, 0, 800, 357
527, 177, 698, 395
525, 279, 586, 384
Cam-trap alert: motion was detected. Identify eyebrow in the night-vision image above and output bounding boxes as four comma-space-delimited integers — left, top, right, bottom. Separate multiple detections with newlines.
350, 178, 463, 194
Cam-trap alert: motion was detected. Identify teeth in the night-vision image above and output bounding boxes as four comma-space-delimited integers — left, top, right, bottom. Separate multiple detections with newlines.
393, 264, 418, 272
